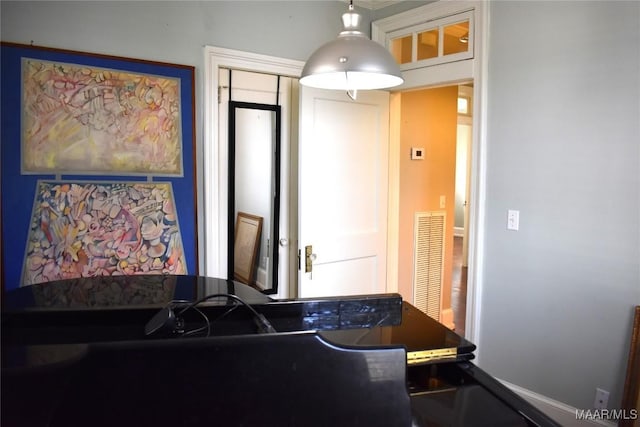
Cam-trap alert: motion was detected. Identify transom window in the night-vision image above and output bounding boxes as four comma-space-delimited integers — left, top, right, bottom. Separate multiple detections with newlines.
388, 11, 473, 70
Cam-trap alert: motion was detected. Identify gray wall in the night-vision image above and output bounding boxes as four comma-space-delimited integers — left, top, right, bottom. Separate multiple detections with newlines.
482, 0, 639, 410
2, 0, 639, 413
1, 1, 351, 63
0, 0, 416, 269
0, 0, 357, 270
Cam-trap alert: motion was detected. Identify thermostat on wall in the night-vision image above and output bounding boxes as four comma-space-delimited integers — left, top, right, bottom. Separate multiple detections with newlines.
411, 147, 425, 160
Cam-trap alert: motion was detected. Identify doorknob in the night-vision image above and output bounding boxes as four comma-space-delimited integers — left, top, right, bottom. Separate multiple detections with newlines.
279, 238, 288, 247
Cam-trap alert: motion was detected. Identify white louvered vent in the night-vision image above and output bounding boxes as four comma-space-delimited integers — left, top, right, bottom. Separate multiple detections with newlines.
413, 211, 446, 321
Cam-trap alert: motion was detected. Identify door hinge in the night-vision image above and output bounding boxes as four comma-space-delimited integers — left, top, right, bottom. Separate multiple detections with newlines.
298, 249, 301, 271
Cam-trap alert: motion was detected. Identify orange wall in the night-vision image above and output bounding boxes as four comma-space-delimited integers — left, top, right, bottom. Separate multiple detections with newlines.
397, 86, 458, 312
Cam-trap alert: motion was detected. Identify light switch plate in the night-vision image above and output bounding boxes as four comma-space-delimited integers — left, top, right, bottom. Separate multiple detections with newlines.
507, 209, 520, 231
411, 147, 425, 160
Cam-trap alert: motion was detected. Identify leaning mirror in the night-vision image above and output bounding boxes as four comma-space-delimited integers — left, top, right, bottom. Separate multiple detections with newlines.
228, 101, 281, 294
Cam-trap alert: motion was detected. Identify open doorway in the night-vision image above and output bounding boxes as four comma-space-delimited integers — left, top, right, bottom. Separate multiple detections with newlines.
375, 0, 485, 345
393, 82, 473, 337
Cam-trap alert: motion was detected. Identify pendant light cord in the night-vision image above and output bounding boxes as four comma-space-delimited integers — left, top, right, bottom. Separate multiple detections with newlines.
345, 72, 357, 101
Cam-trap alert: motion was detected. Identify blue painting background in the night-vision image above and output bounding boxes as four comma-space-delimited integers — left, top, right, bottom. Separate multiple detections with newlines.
1, 43, 198, 290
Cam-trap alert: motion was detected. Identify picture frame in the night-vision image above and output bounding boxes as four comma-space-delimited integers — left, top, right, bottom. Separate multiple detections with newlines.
233, 212, 263, 286
1, 43, 198, 291
22, 180, 188, 286
621, 306, 640, 427
20, 56, 184, 176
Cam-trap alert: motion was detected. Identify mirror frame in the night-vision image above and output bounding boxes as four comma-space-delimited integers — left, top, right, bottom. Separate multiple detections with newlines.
228, 101, 281, 294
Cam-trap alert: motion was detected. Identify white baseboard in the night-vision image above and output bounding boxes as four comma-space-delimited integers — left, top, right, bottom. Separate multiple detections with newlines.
500, 380, 616, 427
440, 308, 455, 330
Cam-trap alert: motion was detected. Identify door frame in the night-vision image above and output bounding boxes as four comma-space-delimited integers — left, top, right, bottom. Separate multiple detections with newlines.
203, 46, 304, 299
373, 1, 488, 354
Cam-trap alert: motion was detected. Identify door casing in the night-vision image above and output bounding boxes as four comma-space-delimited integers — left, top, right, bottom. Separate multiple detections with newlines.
203, 47, 303, 299
374, 0, 487, 353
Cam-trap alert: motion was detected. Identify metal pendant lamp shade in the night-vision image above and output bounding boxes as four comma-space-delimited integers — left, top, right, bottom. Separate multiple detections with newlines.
300, 4, 403, 91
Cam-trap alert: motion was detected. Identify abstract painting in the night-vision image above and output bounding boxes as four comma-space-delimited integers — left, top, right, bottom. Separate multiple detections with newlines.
22, 181, 187, 286
21, 58, 183, 175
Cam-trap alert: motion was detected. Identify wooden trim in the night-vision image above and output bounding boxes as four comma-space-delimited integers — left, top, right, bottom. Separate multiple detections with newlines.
621, 306, 640, 427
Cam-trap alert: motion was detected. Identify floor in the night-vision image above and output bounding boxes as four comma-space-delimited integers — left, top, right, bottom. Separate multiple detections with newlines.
451, 236, 467, 337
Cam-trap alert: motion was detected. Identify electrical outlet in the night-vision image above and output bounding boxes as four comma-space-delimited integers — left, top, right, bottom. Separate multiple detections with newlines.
594, 388, 609, 410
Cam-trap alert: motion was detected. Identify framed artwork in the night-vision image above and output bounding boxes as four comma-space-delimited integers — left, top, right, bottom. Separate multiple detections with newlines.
1, 43, 197, 291
21, 57, 184, 176
233, 212, 263, 285
23, 181, 187, 286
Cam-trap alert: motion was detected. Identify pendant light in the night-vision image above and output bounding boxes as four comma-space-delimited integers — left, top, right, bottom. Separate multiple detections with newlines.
300, 1, 403, 99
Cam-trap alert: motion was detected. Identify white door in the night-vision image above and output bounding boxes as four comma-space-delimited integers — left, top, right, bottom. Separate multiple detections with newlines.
298, 87, 390, 298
